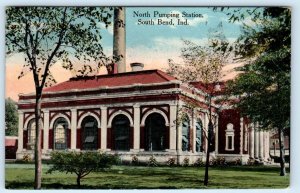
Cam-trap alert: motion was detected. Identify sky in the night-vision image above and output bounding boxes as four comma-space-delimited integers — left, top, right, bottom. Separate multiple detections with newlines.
6, 7, 253, 101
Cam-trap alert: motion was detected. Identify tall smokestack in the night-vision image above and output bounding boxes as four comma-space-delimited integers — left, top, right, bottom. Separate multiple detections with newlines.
113, 7, 126, 73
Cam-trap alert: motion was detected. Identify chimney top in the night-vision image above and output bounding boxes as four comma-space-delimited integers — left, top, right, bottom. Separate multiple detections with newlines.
130, 63, 144, 72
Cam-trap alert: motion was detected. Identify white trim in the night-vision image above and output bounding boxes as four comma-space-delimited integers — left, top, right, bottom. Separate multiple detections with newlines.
77, 112, 101, 129
19, 101, 177, 112
140, 108, 169, 127
23, 115, 35, 130
20, 81, 179, 97
225, 123, 235, 151
107, 110, 133, 128
240, 117, 244, 155
49, 114, 71, 130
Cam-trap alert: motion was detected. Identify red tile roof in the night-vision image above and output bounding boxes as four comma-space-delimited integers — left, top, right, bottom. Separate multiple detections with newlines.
44, 70, 177, 93
190, 81, 227, 95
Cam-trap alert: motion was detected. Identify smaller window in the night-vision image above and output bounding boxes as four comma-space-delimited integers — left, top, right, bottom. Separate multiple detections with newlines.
227, 136, 233, 150
225, 123, 234, 151
27, 119, 36, 150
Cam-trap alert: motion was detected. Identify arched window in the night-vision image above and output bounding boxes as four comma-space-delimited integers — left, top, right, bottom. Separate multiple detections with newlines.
182, 115, 190, 151
27, 119, 36, 150
145, 113, 166, 151
112, 114, 130, 151
53, 117, 68, 150
196, 119, 203, 152
225, 123, 234, 151
81, 116, 98, 150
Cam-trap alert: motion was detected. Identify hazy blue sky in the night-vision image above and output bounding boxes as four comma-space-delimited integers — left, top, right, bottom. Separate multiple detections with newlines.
6, 7, 258, 100
98, 7, 253, 69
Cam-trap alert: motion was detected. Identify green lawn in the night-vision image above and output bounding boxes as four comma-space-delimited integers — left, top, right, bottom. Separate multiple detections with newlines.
5, 164, 289, 189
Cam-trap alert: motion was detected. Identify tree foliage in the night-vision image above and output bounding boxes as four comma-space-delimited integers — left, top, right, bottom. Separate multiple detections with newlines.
6, 7, 115, 83
5, 98, 18, 136
166, 22, 231, 186
6, 7, 114, 189
166, 22, 231, 84
228, 7, 290, 134
47, 151, 118, 188
227, 7, 291, 176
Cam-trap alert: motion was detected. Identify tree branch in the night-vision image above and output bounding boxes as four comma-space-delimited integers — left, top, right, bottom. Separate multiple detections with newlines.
40, 7, 68, 90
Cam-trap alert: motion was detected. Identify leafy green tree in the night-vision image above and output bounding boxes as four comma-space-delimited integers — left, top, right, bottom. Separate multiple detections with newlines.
47, 151, 118, 188
5, 98, 18, 136
6, 7, 114, 189
227, 7, 291, 176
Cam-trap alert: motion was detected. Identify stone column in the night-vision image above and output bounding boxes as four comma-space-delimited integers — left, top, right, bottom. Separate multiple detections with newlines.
250, 124, 255, 158
100, 107, 107, 150
265, 131, 270, 160
169, 104, 177, 151
43, 110, 49, 151
215, 114, 219, 154
254, 127, 259, 158
240, 117, 244, 155
17, 111, 24, 152
191, 109, 197, 153
133, 104, 140, 150
70, 108, 77, 150
176, 103, 183, 152
259, 131, 264, 159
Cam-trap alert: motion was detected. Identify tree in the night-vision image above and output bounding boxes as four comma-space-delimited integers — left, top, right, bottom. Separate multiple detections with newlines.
47, 151, 118, 188
5, 98, 18, 136
6, 7, 114, 189
166, 23, 230, 186
226, 7, 291, 176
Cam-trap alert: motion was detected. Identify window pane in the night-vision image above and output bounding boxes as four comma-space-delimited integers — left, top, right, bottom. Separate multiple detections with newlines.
145, 113, 166, 151
28, 120, 36, 149
113, 114, 130, 151
82, 116, 98, 150
54, 118, 68, 150
228, 136, 233, 150
196, 120, 202, 152
182, 116, 190, 151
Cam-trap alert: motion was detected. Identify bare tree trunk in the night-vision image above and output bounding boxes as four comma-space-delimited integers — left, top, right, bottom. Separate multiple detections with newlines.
34, 93, 42, 189
77, 175, 81, 188
278, 128, 286, 176
204, 120, 212, 186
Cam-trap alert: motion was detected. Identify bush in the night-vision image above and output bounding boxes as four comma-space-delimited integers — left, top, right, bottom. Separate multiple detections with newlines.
208, 157, 227, 167
247, 158, 255, 166
167, 157, 176, 167
194, 158, 204, 167
47, 151, 118, 188
22, 154, 32, 163
131, 155, 139, 165
182, 157, 190, 167
148, 155, 158, 167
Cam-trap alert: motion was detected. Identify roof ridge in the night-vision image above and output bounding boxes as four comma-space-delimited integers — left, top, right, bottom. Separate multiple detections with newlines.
156, 70, 176, 81
69, 69, 159, 81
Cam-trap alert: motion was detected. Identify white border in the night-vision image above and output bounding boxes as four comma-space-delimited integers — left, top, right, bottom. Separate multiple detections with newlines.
2, 1, 299, 193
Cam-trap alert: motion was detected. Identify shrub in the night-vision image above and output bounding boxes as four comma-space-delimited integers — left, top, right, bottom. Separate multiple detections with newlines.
131, 155, 139, 165
167, 157, 176, 167
22, 153, 32, 163
247, 158, 255, 166
234, 158, 242, 166
209, 157, 227, 167
194, 158, 204, 167
47, 151, 118, 188
148, 155, 158, 167
182, 157, 190, 167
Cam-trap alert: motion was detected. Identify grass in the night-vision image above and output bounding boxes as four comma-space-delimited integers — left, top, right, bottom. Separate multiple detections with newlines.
5, 164, 289, 189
